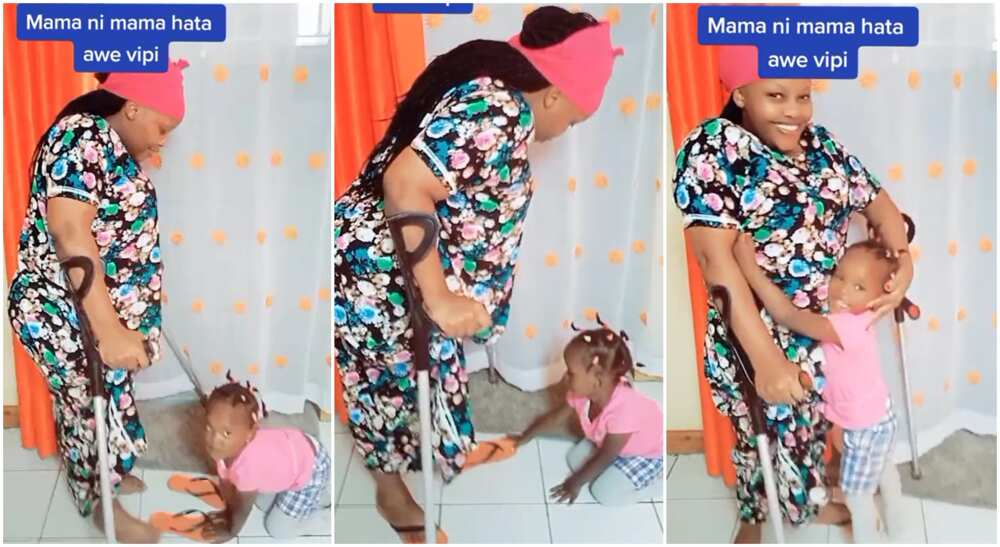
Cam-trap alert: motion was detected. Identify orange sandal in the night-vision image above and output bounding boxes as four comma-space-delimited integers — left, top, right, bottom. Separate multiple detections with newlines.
149, 510, 213, 542
391, 524, 449, 544
167, 474, 225, 509
463, 436, 518, 469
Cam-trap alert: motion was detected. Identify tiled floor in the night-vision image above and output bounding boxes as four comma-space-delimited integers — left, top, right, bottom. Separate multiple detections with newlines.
334, 382, 665, 544
665, 453, 998, 544
3, 426, 332, 544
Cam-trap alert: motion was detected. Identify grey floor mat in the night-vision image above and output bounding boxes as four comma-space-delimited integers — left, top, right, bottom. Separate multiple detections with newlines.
135, 393, 320, 473
468, 369, 581, 437
898, 429, 996, 509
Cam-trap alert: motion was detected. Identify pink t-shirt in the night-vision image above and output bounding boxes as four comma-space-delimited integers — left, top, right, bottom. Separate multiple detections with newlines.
820, 311, 890, 430
216, 428, 316, 493
567, 380, 664, 458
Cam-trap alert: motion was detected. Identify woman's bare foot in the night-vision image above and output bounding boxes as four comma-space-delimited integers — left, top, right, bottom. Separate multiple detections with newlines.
733, 521, 762, 544
93, 499, 161, 543
118, 474, 147, 495
373, 471, 445, 542
815, 501, 851, 525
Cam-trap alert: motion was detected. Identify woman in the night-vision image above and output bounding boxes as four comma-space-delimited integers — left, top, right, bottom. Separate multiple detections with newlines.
8, 60, 187, 542
334, 6, 623, 542
672, 45, 913, 543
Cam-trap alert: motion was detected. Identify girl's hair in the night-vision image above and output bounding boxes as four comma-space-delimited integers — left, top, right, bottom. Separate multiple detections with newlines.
207, 371, 269, 425
28, 73, 126, 188
369, 6, 600, 175
844, 240, 900, 279
719, 93, 743, 124
564, 315, 643, 380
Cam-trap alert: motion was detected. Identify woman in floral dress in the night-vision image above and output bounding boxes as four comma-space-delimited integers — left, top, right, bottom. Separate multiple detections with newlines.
334, 6, 624, 541
8, 62, 187, 542
673, 47, 913, 543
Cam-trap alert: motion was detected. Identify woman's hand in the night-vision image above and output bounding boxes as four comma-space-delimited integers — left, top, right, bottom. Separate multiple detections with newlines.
97, 326, 150, 370
866, 250, 914, 325
753, 358, 808, 405
424, 291, 492, 339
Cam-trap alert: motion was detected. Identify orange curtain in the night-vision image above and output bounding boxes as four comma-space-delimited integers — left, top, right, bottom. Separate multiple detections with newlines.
333, 4, 426, 423
3, 3, 92, 457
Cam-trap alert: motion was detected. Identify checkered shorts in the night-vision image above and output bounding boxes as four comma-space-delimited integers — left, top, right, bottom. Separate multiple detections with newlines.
275, 434, 331, 519
613, 455, 664, 490
841, 408, 897, 494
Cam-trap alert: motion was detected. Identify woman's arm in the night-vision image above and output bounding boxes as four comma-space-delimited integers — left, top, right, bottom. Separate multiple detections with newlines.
549, 432, 630, 504
687, 226, 807, 404
861, 191, 914, 323
47, 197, 149, 369
732, 235, 841, 345
515, 402, 574, 447
383, 149, 491, 339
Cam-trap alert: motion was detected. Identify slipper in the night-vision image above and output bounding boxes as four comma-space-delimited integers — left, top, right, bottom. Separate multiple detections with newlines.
167, 474, 225, 509
463, 436, 518, 469
149, 510, 211, 542
390, 524, 449, 544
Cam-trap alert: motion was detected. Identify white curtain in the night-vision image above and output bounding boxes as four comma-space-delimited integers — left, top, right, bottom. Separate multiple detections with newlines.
812, 4, 996, 460
134, 3, 332, 415
422, 4, 665, 391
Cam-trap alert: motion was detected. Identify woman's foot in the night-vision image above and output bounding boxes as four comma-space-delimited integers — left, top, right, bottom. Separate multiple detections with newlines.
118, 474, 147, 495
733, 522, 762, 544
373, 472, 447, 543
93, 499, 162, 543
815, 501, 852, 526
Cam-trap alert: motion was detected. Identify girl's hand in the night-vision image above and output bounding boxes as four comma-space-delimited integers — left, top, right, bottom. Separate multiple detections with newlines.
424, 291, 492, 339
549, 476, 583, 504
754, 358, 808, 405
97, 326, 150, 370
200, 511, 233, 543
866, 251, 914, 326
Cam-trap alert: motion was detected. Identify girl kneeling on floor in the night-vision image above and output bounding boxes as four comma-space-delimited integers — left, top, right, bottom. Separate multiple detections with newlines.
515, 321, 664, 505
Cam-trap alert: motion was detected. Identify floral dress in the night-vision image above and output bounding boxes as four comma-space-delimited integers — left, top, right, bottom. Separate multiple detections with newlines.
672, 117, 881, 525
8, 113, 163, 517
334, 77, 535, 480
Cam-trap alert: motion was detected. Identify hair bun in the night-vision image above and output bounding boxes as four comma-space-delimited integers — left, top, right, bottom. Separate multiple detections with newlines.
520, 6, 598, 49
94, 73, 109, 84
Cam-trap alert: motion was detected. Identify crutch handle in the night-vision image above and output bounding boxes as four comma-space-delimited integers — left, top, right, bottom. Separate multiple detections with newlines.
59, 257, 107, 395
894, 297, 921, 323
386, 212, 441, 373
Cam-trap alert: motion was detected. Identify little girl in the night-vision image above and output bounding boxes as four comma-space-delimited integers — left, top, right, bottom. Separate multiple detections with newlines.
515, 321, 664, 506
152, 376, 330, 541
733, 234, 905, 543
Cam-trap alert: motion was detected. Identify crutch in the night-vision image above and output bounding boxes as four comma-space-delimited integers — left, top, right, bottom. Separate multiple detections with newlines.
59, 256, 153, 544
709, 285, 813, 544
160, 328, 209, 405
386, 211, 441, 544
485, 341, 500, 384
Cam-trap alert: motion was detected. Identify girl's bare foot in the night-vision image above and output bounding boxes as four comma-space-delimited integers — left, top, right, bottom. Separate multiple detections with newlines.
93, 499, 162, 543
118, 474, 147, 495
815, 501, 851, 525
733, 522, 762, 544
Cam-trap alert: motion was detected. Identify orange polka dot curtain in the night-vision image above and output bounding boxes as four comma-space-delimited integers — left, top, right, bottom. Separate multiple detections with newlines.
135, 4, 332, 415
422, 4, 665, 388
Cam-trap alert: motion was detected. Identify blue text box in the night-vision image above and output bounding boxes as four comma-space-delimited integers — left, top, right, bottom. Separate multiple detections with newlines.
698, 5, 919, 79
17, 4, 226, 72
374, 4, 473, 14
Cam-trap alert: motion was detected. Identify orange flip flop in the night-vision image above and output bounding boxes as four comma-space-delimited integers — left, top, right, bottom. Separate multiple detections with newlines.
167, 474, 225, 509
463, 436, 518, 469
149, 510, 212, 542
391, 524, 449, 544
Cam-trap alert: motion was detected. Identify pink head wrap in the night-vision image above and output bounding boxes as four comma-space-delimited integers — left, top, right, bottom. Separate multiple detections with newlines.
99, 59, 190, 121
509, 22, 624, 115
718, 44, 760, 93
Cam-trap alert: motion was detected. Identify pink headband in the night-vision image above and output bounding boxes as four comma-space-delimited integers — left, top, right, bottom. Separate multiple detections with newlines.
99, 58, 189, 121
509, 22, 624, 115
718, 44, 760, 93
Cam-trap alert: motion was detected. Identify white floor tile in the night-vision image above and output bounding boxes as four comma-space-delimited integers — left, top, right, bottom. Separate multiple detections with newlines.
333, 505, 403, 544
665, 454, 735, 500
3, 538, 37, 544
3, 470, 59, 540
761, 521, 831, 544
441, 434, 544, 504
4, 430, 61, 471
39, 539, 107, 544
647, 475, 664, 503
538, 437, 597, 504
548, 503, 663, 544
238, 536, 331, 544
337, 447, 442, 507
875, 494, 927, 544
923, 499, 996, 544
439, 504, 550, 544
654, 502, 664, 531
41, 469, 142, 539
665, 498, 738, 544
334, 433, 353, 505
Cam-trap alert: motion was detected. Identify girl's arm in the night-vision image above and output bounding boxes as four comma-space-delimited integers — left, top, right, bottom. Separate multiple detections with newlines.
204, 479, 256, 543
861, 191, 914, 323
550, 432, 630, 504
515, 402, 574, 447
732, 235, 841, 346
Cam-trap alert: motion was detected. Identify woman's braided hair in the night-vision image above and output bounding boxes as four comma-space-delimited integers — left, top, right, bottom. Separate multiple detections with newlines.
564, 314, 645, 380
207, 371, 269, 425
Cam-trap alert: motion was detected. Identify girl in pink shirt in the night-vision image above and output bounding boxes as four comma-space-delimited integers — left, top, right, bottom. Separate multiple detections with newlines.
734, 235, 906, 543
514, 322, 664, 506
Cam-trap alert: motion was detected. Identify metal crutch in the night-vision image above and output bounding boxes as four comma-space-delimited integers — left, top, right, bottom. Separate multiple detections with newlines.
485, 342, 499, 384
386, 211, 441, 544
60, 256, 153, 544
710, 285, 814, 544
160, 328, 209, 405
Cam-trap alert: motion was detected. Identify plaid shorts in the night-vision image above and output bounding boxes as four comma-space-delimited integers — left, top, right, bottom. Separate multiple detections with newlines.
275, 434, 331, 519
841, 407, 897, 494
613, 455, 664, 490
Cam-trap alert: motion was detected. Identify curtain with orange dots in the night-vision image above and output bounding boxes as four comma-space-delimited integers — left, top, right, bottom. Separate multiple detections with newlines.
133, 4, 332, 415
421, 4, 665, 389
